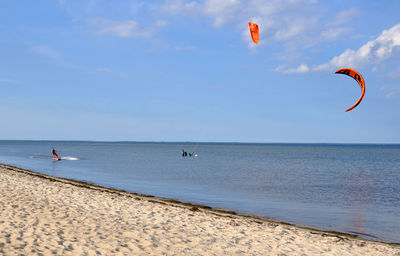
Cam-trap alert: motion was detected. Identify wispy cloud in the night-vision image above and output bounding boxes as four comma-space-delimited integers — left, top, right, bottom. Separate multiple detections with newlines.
90, 18, 168, 38
388, 66, 400, 78
320, 27, 350, 41
203, 0, 241, 27
159, 0, 200, 16
31, 45, 62, 59
380, 85, 400, 98
59, 0, 354, 49
319, 9, 360, 42
30, 44, 88, 71
277, 24, 400, 73
159, 0, 243, 28
153, 43, 196, 51
160, 0, 357, 51
160, 0, 318, 29
328, 8, 361, 27
90, 67, 127, 76
0, 78, 17, 83
275, 64, 310, 74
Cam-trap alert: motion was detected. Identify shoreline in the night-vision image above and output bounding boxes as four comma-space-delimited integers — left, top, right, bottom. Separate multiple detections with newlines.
1, 163, 399, 255
0, 163, 394, 245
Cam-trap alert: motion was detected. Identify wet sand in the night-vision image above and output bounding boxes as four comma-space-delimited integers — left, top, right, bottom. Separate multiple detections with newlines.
0, 163, 399, 255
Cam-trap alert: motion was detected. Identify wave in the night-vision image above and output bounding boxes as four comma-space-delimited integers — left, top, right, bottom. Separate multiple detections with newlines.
29, 155, 52, 159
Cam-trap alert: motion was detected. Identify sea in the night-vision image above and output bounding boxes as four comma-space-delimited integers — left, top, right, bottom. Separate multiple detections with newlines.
0, 140, 399, 243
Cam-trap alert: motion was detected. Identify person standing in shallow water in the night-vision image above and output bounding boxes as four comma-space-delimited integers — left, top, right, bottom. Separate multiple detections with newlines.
181, 149, 187, 157
52, 148, 61, 160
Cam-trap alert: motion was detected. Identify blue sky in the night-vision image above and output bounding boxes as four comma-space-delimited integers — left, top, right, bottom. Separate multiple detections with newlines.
0, 0, 399, 143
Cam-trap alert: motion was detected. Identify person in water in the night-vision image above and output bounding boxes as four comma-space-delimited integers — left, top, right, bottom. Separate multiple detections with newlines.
52, 147, 61, 160
181, 149, 188, 157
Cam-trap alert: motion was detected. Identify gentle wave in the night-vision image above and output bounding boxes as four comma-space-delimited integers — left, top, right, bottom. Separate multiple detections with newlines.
29, 155, 52, 159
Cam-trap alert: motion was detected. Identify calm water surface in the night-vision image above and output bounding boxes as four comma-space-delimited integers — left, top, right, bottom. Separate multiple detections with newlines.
0, 141, 399, 243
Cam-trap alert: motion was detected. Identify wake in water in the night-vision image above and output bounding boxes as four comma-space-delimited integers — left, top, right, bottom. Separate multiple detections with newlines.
60, 156, 79, 161
29, 155, 80, 161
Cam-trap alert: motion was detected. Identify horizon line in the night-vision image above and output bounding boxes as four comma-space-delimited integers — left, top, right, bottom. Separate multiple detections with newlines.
0, 139, 399, 145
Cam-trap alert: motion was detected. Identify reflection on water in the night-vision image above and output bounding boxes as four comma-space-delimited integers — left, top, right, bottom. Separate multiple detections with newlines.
0, 141, 399, 243
347, 171, 369, 237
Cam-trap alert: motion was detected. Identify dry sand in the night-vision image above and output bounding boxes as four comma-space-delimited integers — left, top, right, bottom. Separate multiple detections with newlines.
0, 163, 399, 256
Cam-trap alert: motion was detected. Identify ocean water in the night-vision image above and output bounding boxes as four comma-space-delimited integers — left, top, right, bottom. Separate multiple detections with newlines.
0, 141, 399, 243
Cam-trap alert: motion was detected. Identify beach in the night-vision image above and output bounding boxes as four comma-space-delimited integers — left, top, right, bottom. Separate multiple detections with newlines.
0, 164, 399, 255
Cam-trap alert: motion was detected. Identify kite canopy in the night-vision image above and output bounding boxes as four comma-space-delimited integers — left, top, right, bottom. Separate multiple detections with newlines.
335, 68, 366, 112
248, 22, 259, 44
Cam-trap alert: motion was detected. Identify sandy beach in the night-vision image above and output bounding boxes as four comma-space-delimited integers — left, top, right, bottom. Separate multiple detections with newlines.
0, 163, 399, 255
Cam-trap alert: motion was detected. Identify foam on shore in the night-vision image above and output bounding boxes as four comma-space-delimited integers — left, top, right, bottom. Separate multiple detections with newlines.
0, 163, 399, 255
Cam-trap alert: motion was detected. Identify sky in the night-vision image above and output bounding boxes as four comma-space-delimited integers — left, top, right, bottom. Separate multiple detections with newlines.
0, 0, 399, 143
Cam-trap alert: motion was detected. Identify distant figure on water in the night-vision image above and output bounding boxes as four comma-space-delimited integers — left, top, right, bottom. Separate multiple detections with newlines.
181, 149, 187, 157
52, 148, 61, 160
182, 150, 197, 157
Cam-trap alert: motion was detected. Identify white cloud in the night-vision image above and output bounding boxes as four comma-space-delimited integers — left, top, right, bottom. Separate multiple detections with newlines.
91, 18, 168, 38
318, 23, 400, 70
277, 24, 400, 73
275, 64, 310, 74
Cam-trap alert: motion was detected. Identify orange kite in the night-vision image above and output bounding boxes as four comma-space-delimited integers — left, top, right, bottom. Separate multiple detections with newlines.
335, 68, 366, 112
248, 22, 259, 44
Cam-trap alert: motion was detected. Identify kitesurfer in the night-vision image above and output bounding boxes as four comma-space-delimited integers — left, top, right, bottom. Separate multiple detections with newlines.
181, 149, 186, 157
52, 147, 61, 160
